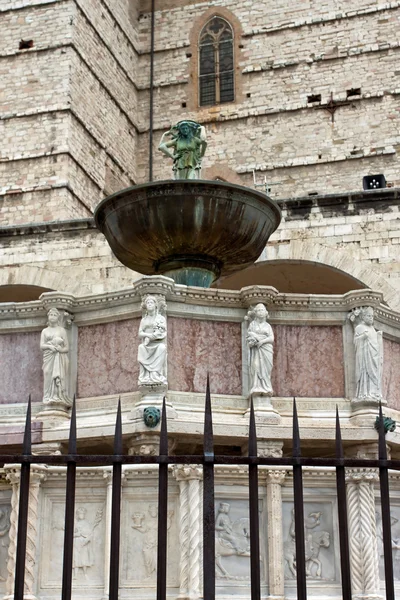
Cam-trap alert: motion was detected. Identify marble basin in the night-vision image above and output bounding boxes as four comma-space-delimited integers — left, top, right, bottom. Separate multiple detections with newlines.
94, 180, 281, 287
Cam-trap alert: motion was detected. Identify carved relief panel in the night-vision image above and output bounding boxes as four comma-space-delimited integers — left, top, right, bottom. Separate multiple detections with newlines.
376, 500, 400, 583
39, 481, 106, 592
215, 481, 268, 596
120, 470, 179, 591
282, 488, 340, 596
0, 489, 11, 590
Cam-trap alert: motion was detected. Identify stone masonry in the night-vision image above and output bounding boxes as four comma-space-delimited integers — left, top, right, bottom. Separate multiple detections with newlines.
1, 0, 400, 305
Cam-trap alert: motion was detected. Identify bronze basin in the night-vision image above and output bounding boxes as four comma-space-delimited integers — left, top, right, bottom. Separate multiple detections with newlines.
94, 180, 281, 287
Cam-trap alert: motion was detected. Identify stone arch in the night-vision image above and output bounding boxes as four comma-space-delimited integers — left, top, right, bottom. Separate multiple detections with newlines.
203, 164, 243, 185
215, 240, 400, 309
0, 265, 83, 298
187, 6, 244, 112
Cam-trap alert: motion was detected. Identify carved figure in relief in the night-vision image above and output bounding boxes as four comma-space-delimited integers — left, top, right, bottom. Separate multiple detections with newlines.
158, 120, 207, 180
73, 507, 103, 578
349, 306, 383, 402
0, 508, 10, 582
376, 511, 400, 579
138, 296, 167, 387
284, 509, 330, 579
40, 308, 72, 406
215, 503, 250, 579
132, 505, 174, 579
245, 304, 274, 396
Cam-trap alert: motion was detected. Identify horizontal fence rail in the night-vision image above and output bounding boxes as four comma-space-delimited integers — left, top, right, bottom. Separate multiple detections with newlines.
2, 387, 399, 600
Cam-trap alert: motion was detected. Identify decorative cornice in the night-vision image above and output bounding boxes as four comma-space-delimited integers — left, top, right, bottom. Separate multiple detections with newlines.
0, 277, 397, 331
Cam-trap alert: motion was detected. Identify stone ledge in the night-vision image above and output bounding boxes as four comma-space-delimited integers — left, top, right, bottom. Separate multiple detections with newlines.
0, 218, 95, 238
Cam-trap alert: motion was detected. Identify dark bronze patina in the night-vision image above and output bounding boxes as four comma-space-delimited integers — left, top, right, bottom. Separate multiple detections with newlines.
94, 180, 281, 287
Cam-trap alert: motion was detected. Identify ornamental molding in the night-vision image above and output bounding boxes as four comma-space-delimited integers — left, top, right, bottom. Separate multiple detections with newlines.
0, 278, 397, 331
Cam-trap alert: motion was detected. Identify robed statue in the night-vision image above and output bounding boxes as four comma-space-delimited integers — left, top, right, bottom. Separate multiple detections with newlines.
349, 306, 383, 402
245, 303, 274, 396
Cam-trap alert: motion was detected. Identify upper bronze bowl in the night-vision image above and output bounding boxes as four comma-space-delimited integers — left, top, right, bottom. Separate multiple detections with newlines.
94, 180, 281, 287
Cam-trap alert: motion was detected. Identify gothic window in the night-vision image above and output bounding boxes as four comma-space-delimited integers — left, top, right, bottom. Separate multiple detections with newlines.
199, 17, 234, 106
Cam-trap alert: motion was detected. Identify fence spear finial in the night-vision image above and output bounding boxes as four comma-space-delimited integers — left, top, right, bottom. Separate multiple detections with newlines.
159, 396, 168, 456
378, 401, 387, 461
335, 405, 344, 459
292, 397, 301, 458
114, 397, 123, 456
248, 397, 257, 458
68, 395, 77, 455
204, 374, 214, 456
23, 395, 32, 456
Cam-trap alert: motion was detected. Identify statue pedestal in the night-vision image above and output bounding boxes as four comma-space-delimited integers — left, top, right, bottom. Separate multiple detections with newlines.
245, 393, 281, 424
35, 401, 70, 423
350, 397, 386, 427
132, 384, 177, 421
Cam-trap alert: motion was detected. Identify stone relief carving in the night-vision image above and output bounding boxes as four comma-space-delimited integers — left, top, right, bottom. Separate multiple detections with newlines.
348, 306, 383, 404
138, 295, 167, 390
40, 307, 72, 407
245, 303, 274, 396
376, 507, 400, 580
131, 505, 174, 579
284, 508, 331, 580
215, 502, 250, 580
73, 506, 103, 578
0, 506, 10, 583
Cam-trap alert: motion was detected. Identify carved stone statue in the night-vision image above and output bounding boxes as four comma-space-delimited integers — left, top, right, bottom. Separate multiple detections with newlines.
215, 502, 250, 579
158, 120, 207, 180
40, 308, 72, 407
73, 507, 103, 578
349, 306, 383, 403
245, 303, 274, 396
132, 505, 174, 579
138, 295, 167, 388
284, 508, 330, 580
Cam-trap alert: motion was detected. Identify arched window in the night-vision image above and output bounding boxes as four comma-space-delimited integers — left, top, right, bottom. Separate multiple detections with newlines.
199, 17, 234, 106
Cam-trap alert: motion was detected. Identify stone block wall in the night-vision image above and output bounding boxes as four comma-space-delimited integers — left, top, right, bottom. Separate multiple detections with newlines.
136, 0, 400, 195
0, 0, 139, 226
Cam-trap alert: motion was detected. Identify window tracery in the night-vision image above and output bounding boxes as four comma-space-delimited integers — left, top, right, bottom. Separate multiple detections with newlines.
199, 17, 234, 106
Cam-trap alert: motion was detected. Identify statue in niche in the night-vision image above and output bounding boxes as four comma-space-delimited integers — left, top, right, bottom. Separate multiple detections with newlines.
0, 507, 10, 582
40, 308, 72, 407
73, 507, 103, 578
138, 295, 167, 387
348, 306, 383, 402
284, 509, 330, 580
215, 502, 250, 579
245, 303, 274, 396
158, 120, 207, 180
132, 505, 174, 579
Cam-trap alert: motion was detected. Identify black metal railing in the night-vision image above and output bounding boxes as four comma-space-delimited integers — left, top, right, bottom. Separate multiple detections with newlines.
2, 379, 399, 600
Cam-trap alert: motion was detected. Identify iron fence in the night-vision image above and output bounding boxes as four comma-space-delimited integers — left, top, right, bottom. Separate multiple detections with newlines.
2, 378, 399, 600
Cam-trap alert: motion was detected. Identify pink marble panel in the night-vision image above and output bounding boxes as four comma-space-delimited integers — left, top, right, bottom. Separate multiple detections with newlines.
383, 339, 400, 410
0, 331, 42, 403
168, 318, 242, 395
272, 326, 345, 398
77, 319, 140, 398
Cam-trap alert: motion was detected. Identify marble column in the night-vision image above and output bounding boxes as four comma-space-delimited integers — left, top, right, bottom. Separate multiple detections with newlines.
172, 465, 203, 600
4, 466, 47, 600
266, 470, 286, 599
346, 468, 381, 600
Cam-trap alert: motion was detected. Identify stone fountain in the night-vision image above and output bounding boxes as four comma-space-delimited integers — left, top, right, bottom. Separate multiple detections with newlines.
95, 120, 281, 287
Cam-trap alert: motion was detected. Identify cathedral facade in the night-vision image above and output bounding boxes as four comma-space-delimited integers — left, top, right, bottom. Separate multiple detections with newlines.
1, 1, 400, 599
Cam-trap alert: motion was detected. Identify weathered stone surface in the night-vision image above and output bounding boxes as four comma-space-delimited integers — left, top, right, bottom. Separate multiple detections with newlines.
77, 319, 140, 397
272, 325, 345, 398
0, 331, 42, 403
167, 317, 242, 394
